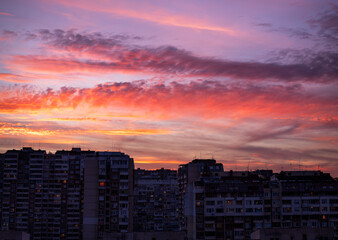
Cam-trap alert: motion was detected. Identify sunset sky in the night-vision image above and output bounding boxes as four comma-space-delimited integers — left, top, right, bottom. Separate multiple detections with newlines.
0, 0, 337, 175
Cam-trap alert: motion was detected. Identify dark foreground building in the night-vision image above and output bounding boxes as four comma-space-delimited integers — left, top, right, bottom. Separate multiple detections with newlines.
133, 168, 180, 232
0, 148, 134, 240
178, 159, 338, 240
1, 148, 337, 240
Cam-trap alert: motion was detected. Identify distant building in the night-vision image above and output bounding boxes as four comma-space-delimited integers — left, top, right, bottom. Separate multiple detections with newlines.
133, 168, 180, 232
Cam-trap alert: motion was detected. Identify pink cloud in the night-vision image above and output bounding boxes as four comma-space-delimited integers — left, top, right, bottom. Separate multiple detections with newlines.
48, 0, 238, 35
0, 73, 30, 83
0, 12, 13, 16
6, 30, 337, 82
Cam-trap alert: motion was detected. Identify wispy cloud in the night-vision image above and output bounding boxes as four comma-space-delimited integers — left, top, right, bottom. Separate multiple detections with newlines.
0, 73, 30, 83
0, 122, 171, 137
0, 12, 13, 17
49, 0, 238, 35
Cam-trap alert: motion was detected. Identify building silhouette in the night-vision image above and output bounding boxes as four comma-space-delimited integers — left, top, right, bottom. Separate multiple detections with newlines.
178, 159, 338, 240
0, 148, 337, 240
0, 148, 134, 240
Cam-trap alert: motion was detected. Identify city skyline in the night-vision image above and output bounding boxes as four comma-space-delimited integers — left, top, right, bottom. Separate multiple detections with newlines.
1, 147, 337, 239
0, 0, 337, 174
0, 146, 337, 178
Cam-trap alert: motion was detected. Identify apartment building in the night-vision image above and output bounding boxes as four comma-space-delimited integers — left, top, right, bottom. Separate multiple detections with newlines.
277, 171, 338, 238
178, 159, 224, 239
179, 159, 338, 240
88, 151, 134, 240
0, 148, 134, 240
0, 153, 4, 229
0, 148, 48, 239
133, 168, 180, 232
51, 148, 95, 240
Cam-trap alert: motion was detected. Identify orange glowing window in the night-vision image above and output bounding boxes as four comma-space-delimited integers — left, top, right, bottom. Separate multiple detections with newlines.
99, 182, 105, 186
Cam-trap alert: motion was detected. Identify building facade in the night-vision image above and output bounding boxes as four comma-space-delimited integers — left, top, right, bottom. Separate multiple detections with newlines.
0, 148, 134, 240
178, 159, 224, 239
92, 151, 134, 239
1, 148, 48, 239
178, 159, 338, 240
133, 168, 180, 232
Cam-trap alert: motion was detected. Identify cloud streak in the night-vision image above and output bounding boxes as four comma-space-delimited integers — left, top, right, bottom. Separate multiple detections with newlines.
0, 73, 30, 83
6, 29, 338, 83
48, 0, 238, 35
0, 122, 171, 137
0, 12, 13, 17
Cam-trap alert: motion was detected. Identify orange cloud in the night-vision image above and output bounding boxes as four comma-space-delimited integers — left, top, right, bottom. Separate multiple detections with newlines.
0, 122, 171, 137
88, 129, 171, 136
0, 123, 62, 136
24, 139, 88, 144
37, 117, 106, 122
135, 157, 184, 165
0, 81, 336, 121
